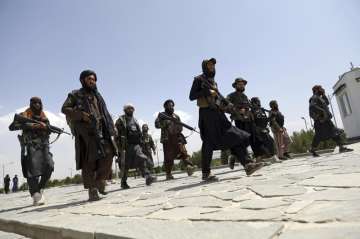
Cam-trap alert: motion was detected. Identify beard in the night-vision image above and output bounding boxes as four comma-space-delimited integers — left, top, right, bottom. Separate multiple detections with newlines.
236, 87, 245, 93
125, 111, 133, 117
165, 108, 174, 115
204, 67, 216, 78
30, 104, 42, 115
81, 80, 98, 92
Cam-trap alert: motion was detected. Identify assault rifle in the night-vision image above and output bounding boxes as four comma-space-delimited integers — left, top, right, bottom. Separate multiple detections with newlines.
201, 78, 271, 117
159, 112, 200, 134
13, 114, 70, 135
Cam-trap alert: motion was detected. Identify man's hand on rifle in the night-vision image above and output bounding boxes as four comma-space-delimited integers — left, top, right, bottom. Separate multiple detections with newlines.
81, 112, 91, 123
31, 122, 47, 130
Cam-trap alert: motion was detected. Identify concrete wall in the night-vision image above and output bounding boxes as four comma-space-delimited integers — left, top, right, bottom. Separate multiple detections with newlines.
333, 68, 360, 139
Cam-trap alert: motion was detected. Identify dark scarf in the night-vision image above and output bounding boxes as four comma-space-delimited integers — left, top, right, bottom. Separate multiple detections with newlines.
80, 87, 116, 136
202, 60, 216, 78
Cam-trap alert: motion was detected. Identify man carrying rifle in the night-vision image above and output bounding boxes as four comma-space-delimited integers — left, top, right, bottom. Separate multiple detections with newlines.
226, 78, 256, 168
189, 58, 264, 181
61, 70, 117, 201
309, 85, 353, 157
115, 104, 155, 189
141, 124, 156, 171
155, 99, 194, 180
250, 97, 276, 160
9, 97, 56, 205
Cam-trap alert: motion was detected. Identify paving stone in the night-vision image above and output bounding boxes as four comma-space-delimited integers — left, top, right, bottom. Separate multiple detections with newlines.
146, 207, 218, 220
63, 204, 164, 217
300, 173, 360, 188
279, 223, 360, 239
248, 185, 307, 198
96, 219, 284, 239
0, 143, 359, 238
168, 195, 232, 208
232, 190, 260, 202
210, 189, 249, 201
131, 196, 169, 207
196, 207, 284, 221
291, 188, 360, 201
291, 200, 360, 223
239, 198, 291, 210
285, 200, 314, 214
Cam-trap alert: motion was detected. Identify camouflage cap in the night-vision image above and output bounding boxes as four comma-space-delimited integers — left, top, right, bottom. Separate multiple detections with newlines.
232, 77, 248, 88
269, 100, 278, 107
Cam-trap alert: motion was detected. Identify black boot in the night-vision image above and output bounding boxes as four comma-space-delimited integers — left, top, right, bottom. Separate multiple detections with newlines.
202, 173, 218, 182
310, 148, 320, 157
97, 180, 107, 195
166, 173, 174, 180
244, 162, 264, 176
229, 156, 236, 170
339, 146, 354, 153
88, 188, 101, 201
121, 181, 130, 190
145, 175, 154, 186
284, 152, 292, 159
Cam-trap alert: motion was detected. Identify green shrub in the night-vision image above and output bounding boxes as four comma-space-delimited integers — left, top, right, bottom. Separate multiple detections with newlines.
190, 150, 202, 167
289, 129, 337, 153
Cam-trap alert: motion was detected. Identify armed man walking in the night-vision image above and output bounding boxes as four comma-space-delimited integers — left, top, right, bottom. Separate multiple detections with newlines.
61, 70, 117, 201
250, 97, 276, 160
155, 99, 194, 180
115, 104, 155, 189
226, 78, 256, 168
141, 124, 156, 172
189, 58, 264, 181
309, 85, 353, 157
9, 97, 55, 205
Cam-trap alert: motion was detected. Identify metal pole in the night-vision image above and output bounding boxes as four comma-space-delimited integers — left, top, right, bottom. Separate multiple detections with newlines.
2, 164, 4, 188
328, 94, 338, 128
301, 117, 308, 131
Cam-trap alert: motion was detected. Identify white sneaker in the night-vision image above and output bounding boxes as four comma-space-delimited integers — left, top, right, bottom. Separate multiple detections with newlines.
33, 192, 45, 206
271, 156, 282, 164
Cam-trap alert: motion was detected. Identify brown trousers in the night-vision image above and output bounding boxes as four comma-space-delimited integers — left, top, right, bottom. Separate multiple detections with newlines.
272, 128, 291, 158
163, 135, 192, 175
82, 141, 114, 189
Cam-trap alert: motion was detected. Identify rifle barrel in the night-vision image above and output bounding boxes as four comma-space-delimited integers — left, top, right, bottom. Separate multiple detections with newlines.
159, 112, 199, 134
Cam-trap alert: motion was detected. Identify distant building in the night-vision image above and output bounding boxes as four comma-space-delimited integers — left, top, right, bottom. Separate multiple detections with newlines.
333, 65, 360, 139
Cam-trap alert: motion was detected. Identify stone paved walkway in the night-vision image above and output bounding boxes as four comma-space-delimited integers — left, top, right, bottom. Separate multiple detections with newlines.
1, 143, 360, 239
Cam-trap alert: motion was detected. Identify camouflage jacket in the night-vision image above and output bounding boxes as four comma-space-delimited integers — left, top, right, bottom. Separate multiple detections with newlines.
155, 112, 183, 143
226, 91, 253, 121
